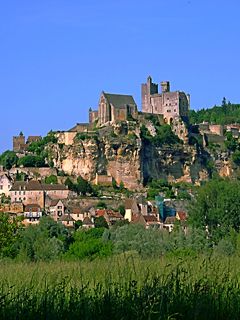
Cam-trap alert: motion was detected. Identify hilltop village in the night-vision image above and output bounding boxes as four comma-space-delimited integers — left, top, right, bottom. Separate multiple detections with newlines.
1, 76, 239, 230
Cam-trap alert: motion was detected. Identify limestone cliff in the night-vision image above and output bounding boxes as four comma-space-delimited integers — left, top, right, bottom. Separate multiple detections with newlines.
45, 119, 216, 190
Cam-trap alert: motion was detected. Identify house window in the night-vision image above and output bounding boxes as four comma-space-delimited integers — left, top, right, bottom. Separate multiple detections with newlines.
0, 185, 3, 190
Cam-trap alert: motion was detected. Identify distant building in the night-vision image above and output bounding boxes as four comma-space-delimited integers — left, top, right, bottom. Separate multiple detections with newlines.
13, 133, 42, 153
23, 204, 43, 225
141, 76, 190, 123
10, 180, 69, 209
89, 91, 138, 126
0, 173, 12, 197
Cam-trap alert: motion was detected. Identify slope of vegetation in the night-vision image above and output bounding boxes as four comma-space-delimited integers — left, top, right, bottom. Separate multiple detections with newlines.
190, 100, 240, 124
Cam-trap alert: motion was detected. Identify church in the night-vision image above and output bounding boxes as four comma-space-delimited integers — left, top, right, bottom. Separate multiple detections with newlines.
89, 91, 138, 126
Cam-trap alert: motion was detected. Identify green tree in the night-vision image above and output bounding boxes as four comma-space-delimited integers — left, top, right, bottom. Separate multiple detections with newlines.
94, 216, 109, 229
232, 150, 240, 165
76, 176, 92, 195
45, 175, 58, 184
0, 213, 22, 258
96, 201, 107, 209
0, 151, 18, 170
189, 179, 240, 241
66, 228, 112, 259
17, 216, 70, 261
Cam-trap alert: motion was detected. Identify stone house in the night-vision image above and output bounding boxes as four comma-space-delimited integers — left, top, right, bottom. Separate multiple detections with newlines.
0, 173, 12, 197
43, 184, 69, 200
23, 204, 43, 225
95, 209, 123, 226
124, 198, 140, 222
132, 214, 162, 229
141, 76, 190, 123
70, 207, 86, 221
49, 199, 65, 221
10, 181, 45, 208
10, 180, 69, 209
82, 216, 95, 229
59, 214, 75, 228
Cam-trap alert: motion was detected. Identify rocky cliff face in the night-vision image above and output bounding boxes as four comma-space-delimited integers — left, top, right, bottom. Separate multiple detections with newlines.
46, 120, 216, 190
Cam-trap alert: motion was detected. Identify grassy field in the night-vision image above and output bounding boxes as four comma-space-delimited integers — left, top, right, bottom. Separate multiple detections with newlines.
1, 254, 240, 319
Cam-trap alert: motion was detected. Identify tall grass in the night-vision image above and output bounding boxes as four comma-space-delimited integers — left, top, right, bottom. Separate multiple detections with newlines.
1, 254, 240, 319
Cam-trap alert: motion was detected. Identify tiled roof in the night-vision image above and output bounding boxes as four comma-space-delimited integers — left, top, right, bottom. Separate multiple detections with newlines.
143, 215, 158, 223
103, 92, 136, 108
82, 216, 94, 225
11, 181, 68, 192
125, 199, 136, 209
25, 204, 41, 212
59, 214, 75, 222
43, 184, 68, 191
50, 199, 63, 207
11, 180, 43, 191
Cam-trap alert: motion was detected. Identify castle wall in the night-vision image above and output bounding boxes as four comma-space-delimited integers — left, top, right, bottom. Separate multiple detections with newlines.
89, 110, 98, 123
209, 124, 224, 136
56, 132, 77, 145
95, 173, 113, 186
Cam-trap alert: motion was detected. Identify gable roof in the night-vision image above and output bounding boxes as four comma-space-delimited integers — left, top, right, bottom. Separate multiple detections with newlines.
103, 92, 136, 108
125, 199, 137, 210
42, 184, 68, 191
25, 204, 41, 212
143, 215, 158, 223
82, 216, 94, 225
11, 180, 43, 191
50, 199, 63, 207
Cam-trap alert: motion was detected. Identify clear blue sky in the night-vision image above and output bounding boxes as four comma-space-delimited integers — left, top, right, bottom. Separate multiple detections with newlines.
1, 0, 240, 152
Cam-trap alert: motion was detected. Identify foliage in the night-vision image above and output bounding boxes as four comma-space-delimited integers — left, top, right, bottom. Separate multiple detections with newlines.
66, 228, 112, 260
3, 256, 240, 319
96, 201, 107, 209
0, 151, 18, 170
232, 150, 240, 165
27, 131, 57, 155
94, 216, 109, 229
189, 101, 240, 125
17, 217, 70, 261
189, 178, 240, 242
18, 155, 47, 167
224, 131, 238, 151
0, 213, 22, 258
118, 205, 125, 216
141, 124, 180, 146
45, 175, 58, 184
76, 176, 92, 195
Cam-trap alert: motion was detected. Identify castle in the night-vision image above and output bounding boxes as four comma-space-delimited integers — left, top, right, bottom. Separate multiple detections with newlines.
141, 76, 190, 123
13, 76, 190, 149
88, 76, 190, 126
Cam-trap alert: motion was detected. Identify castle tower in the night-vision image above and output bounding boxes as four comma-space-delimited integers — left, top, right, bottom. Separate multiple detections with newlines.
141, 76, 158, 113
161, 81, 170, 93
13, 132, 26, 153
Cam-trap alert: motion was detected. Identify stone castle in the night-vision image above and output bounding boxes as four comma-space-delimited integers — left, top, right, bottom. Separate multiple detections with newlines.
141, 76, 190, 123
13, 76, 190, 150
88, 76, 190, 127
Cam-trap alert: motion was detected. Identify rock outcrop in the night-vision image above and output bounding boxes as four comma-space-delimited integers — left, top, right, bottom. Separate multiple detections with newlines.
45, 119, 215, 190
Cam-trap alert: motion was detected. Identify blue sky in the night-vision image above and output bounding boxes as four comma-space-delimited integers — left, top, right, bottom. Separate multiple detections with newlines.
0, 0, 240, 152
